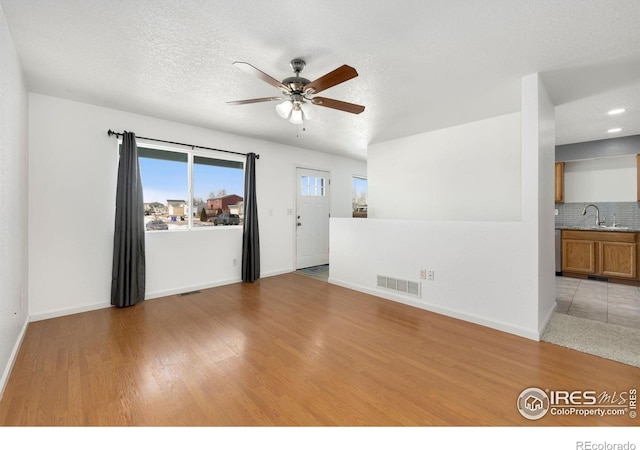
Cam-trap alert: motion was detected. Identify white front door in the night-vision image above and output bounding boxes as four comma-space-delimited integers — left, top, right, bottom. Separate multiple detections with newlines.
296, 168, 330, 269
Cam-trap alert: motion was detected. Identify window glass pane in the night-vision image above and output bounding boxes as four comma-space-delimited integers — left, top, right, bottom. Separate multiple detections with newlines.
138, 148, 188, 231
352, 176, 368, 217
309, 177, 316, 196
300, 176, 326, 197
193, 155, 244, 227
137, 146, 245, 231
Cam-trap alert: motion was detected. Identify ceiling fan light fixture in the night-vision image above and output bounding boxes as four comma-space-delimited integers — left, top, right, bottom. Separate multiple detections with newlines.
229, 59, 365, 125
276, 100, 293, 119
300, 101, 314, 120
289, 106, 304, 125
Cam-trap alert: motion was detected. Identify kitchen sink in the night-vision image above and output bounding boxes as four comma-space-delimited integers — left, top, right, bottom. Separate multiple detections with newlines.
590, 225, 631, 231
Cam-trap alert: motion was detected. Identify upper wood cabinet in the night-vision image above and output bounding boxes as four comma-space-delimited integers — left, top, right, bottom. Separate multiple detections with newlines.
555, 162, 564, 203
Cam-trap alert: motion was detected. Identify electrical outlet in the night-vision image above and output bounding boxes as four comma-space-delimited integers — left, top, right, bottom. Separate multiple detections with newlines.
420, 269, 427, 280
232, 258, 238, 266
428, 270, 435, 281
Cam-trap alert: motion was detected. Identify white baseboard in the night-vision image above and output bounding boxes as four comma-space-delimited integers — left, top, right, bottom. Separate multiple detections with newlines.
144, 277, 242, 300
261, 268, 294, 278
30, 272, 293, 322
30, 302, 112, 322
144, 269, 297, 299
538, 301, 557, 340
328, 277, 540, 341
0, 316, 29, 402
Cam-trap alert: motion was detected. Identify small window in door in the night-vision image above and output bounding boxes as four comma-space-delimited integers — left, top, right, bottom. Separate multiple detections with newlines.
301, 176, 325, 197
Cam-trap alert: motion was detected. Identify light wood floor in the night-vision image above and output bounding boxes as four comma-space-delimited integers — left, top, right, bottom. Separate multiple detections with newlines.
1, 273, 638, 426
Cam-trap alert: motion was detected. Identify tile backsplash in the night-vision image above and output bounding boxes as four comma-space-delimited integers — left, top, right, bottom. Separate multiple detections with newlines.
555, 202, 640, 229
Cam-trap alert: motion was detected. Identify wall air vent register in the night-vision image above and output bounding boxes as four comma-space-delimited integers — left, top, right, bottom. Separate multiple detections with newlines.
376, 275, 421, 298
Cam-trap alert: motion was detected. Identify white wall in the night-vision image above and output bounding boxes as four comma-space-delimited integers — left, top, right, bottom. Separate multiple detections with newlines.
330, 75, 556, 340
564, 155, 637, 203
0, 8, 29, 397
330, 218, 538, 338
368, 112, 522, 221
28, 94, 366, 319
522, 73, 556, 335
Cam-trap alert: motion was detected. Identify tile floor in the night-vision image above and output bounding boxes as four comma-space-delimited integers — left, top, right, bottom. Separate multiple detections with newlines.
556, 275, 640, 330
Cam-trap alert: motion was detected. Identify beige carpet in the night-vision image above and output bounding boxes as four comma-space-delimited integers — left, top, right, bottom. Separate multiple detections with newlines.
541, 312, 640, 368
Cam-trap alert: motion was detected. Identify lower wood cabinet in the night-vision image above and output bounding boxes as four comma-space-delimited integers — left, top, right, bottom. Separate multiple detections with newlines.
562, 230, 637, 280
562, 238, 595, 274
599, 241, 636, 278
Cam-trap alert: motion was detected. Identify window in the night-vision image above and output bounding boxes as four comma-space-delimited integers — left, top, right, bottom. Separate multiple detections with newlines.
301, 175, 325, 197
352, 176, 368, 218
192, 156, 243, 228
137, 146, 244, 231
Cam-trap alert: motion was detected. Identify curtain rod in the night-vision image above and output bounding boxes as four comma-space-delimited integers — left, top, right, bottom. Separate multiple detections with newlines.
107, 129, 259, 159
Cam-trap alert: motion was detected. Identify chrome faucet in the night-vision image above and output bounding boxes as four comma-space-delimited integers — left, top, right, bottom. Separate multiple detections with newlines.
582, 204, 606, 226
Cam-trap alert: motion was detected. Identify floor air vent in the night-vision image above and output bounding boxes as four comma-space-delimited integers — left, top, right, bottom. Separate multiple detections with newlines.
179, 290, 201, 296
377, 275, 421, 298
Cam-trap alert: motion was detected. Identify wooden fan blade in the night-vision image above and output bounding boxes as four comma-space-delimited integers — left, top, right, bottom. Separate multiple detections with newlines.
227, 97, 284, 105
304, 65, 358, 94
311, 97, 365, 114
233, 61, 290, 92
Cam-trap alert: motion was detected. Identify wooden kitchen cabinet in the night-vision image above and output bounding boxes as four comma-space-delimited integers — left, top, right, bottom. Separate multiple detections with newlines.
562, 238, 595, 274
600, 241, 636, 278
555, 162, 564, 203
562, 230, 637, 280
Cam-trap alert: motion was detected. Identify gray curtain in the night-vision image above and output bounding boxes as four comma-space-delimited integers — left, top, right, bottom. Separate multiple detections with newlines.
242, 152, 260, 282
111, 131, 146, 307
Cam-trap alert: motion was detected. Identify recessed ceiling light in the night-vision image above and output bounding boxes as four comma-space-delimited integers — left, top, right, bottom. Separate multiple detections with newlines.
608, 108, 626, 115
607, 127, 622, 133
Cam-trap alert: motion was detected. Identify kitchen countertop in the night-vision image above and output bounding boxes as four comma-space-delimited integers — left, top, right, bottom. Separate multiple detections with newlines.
556, 225, 640, 232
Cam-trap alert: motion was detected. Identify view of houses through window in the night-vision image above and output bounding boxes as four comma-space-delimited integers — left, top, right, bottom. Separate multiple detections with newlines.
352, 176, 368, 218
137, 146, 244, 231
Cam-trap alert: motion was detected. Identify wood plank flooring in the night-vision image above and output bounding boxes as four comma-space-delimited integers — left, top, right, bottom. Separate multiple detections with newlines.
1, 273, 638, 426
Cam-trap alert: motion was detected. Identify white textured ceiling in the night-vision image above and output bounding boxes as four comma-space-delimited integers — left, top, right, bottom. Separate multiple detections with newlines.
2, 0, 640, 159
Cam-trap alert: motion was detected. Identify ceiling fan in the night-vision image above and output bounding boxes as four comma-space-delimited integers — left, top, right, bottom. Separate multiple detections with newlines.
227, 58, 365, 124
